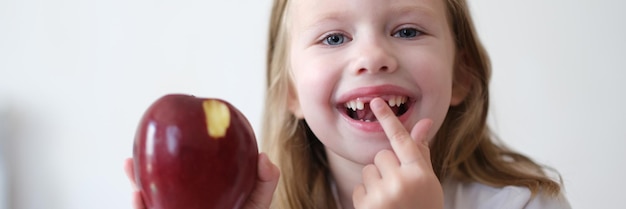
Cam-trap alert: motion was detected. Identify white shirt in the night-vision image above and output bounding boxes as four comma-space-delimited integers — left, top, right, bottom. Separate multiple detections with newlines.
442, 178, 572, 209
331, 176, 572, 209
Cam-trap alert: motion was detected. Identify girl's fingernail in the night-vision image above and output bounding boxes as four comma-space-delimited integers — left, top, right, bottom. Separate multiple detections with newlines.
371, 98, 385, 111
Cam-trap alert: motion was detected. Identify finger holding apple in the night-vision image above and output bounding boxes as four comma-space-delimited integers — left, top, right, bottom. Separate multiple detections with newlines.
124, 158, 147, 209
242, 152, 280, 209
132, 94, 268, 209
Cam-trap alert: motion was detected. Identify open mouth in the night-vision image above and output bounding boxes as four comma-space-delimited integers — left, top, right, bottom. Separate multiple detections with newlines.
341, 96, 410, 122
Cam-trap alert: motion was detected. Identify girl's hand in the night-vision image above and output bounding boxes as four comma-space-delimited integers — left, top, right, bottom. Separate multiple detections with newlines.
123, 153, 280, 209
240, 153, 281, 209
123, 158, 146, 209
352, 98, 443, 209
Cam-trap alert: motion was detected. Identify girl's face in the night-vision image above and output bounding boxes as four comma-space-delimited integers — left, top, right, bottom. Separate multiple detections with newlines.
288, 0, 463, 164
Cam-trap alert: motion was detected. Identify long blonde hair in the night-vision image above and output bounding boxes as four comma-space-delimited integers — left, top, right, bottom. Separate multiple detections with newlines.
261, 0, 562, 208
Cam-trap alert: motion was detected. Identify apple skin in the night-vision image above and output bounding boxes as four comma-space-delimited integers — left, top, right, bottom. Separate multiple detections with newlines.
133, 94, 258, 209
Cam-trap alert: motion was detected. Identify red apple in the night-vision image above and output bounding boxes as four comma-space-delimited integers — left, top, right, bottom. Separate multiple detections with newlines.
133, 94, 258, 209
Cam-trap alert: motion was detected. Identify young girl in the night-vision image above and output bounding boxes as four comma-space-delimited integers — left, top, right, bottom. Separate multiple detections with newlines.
125, 0, 571, 208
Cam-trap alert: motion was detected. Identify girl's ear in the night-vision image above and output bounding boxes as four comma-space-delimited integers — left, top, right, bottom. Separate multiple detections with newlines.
288, 88, 305, 119
450, 51, 473, 106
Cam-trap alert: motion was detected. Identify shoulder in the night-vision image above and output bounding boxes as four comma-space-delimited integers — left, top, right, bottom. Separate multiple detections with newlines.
442, 178, 571, 209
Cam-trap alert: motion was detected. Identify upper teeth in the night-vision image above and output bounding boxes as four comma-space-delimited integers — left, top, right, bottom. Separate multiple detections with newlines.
344, 96, 408, 111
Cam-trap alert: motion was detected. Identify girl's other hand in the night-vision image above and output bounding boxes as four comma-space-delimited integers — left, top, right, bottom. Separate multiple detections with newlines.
123, 158, 147, 209
123, 153, 280, 209
352, 98, 443, 209
242, 152, 281, 209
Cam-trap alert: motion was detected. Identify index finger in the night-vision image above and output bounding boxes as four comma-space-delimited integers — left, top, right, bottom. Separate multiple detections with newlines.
370, 98, 424, 165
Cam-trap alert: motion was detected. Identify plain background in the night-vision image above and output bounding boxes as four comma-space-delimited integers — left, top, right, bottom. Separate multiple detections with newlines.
1, 0, 624, 208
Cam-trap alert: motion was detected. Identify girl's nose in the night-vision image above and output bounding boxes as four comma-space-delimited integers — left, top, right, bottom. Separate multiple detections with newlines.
351, 38, 398, 75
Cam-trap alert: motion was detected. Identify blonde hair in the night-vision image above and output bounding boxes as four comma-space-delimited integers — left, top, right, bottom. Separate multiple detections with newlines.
261, 0, 562, 208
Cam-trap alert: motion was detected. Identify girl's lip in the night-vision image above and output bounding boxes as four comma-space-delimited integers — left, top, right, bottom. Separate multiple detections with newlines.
335, 84, 417, 132
335, 84, 416, 104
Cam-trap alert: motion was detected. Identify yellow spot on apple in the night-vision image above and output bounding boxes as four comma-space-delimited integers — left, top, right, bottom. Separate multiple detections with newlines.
202, 100, 231, 139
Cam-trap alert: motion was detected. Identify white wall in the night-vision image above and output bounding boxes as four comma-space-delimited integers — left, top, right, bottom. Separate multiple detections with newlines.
470, 1, 626, 208
0, 0, 623, 208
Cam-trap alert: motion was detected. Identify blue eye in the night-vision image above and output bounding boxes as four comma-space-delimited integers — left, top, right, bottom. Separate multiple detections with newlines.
323, 33, 346, 45
393, 28, 421, 38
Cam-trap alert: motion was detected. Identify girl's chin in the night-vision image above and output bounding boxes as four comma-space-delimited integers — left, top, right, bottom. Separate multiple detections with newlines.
338, 135, 394, 162
350, 148, 390, 165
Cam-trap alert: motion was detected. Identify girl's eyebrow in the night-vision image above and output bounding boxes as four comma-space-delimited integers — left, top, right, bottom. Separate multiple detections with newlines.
297, 4, 442, 36
302, 5, 440, 26
303, 11, 349, 29
296, 10, 349, 38
390, 5, 445, 33
390, 5, 439, 24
